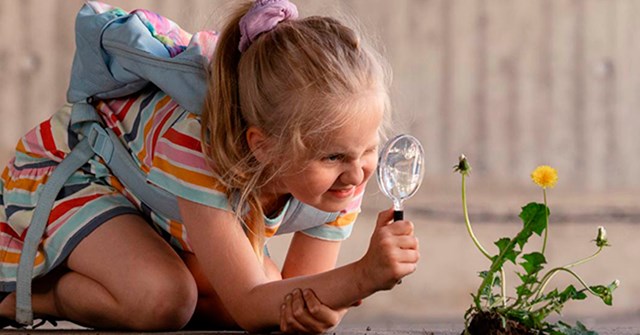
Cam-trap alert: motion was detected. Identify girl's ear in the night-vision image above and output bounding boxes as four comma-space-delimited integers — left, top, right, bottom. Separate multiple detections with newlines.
246, 126, 270, 163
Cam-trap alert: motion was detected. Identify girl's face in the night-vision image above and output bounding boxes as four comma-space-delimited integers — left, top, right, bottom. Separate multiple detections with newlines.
274, 107, 383, 213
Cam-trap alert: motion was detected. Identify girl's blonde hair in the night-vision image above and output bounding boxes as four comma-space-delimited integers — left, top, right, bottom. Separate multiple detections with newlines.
201, 1, 391, 258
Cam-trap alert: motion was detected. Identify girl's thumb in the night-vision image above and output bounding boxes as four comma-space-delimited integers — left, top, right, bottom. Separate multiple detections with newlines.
375, 208, 394, 228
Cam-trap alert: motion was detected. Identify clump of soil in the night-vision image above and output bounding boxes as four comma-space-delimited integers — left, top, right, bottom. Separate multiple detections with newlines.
464, 311, 535, 335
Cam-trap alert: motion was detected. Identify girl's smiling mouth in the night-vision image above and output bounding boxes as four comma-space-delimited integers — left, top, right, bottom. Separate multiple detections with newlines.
328, 187, 355, 198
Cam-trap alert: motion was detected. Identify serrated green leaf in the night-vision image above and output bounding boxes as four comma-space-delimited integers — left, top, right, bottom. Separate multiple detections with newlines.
516, 284, 532, 297
494, 237, 520, 264
576, 291, 588, 300
590, 285, 613, 306
558, 285, 578, 301
546, 288, 559, 298
517, 203, 548, 248
494, 237, 510, 251
555, 320, 599, 335
516, 271, 538, 286
520, 252, 547, 274
492, 274, 502, 288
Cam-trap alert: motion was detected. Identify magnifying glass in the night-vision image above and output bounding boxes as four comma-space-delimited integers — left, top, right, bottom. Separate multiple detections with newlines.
376, 134, 425, 221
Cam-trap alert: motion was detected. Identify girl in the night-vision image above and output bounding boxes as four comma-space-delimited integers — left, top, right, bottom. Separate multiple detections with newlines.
0, 0, 419, 332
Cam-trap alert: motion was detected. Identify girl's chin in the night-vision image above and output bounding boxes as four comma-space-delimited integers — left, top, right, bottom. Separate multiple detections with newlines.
293, 192, 354, 213
316, 195, 353, 212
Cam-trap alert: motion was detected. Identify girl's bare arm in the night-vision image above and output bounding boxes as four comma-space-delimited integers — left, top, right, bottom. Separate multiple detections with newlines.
281, 232, 342, 278
178, 197, 417, 332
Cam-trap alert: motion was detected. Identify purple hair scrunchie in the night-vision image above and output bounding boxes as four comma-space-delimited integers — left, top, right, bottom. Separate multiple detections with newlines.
238, 0, 299, 52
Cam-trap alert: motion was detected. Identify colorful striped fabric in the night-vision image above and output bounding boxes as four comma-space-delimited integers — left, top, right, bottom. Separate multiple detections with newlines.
0, 88, 363, 287
0, 1, 362, 287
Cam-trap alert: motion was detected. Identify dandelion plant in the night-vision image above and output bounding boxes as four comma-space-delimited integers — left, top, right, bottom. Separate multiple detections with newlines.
457, 155, 619, 335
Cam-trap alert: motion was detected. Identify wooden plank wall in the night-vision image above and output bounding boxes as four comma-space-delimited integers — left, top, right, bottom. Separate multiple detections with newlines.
0, 0, 638, 192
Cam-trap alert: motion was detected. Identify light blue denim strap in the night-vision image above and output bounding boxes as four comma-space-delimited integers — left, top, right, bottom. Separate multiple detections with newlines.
70, 100, 102, 125
15, 120, 183, 324
15, 139, 95, 325
85, 124, 181, 221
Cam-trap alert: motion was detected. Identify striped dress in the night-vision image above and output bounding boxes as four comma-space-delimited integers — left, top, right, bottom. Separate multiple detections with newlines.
0, 88, 363, 291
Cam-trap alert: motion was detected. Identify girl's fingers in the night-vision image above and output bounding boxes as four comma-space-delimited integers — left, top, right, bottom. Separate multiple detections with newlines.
397, 248, 420, 264
280, 288, 345, 334
385, 243, 420, 263
279, 303, 288, 333
375, 208, 394, 228
396, 235, 419, 250
302, 289, 341, 327
291, 289, 328, 333
281, 292, 310, 333
385, 220, 415, 235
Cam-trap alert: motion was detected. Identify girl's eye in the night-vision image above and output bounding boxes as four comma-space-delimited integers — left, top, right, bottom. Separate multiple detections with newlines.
324, 154, 344, 162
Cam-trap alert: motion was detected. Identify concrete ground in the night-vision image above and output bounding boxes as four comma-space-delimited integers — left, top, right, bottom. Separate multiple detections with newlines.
0, 322, 638, 334
1, 178, 639, 334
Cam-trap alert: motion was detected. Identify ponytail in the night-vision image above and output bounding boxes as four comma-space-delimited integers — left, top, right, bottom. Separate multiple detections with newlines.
201, 1, 267, 259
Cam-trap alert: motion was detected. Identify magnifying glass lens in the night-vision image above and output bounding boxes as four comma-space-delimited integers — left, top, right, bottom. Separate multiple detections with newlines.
376, 134, 425, 221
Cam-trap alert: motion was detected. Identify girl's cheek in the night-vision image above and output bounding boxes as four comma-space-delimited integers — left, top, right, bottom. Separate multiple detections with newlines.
363, 158, 377, 180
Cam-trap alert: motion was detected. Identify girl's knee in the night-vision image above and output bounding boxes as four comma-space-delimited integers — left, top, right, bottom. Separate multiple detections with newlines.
128, 268, 198, 330
145, 283, 197, 329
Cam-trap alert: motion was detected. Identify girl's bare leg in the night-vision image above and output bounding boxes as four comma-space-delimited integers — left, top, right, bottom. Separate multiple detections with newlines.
182, 252, 283, 330
0, 214, 198, 331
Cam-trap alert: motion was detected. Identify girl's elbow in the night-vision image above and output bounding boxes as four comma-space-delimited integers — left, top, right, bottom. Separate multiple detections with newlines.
230, 302, 275, 333
237, 318, 275, 333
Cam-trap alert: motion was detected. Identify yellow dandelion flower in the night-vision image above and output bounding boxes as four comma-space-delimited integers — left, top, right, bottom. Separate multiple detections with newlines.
531, 165, 558, 189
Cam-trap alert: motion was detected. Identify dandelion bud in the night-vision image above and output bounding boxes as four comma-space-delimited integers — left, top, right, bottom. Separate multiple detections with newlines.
613, 279, 620, 288
595, 226, 609, 247
453, 154, 472, 175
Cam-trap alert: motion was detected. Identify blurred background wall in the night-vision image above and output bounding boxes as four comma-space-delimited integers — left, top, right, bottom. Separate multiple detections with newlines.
0, 0, 638, 329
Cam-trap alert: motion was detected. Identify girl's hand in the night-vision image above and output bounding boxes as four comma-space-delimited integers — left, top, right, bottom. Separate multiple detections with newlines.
358, 208, 420, 292
279, 288, 347, 334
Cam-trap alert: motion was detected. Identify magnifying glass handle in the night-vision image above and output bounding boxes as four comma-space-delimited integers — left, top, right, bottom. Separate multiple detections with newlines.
393, 209, 405, 284
393, 210, 404, 221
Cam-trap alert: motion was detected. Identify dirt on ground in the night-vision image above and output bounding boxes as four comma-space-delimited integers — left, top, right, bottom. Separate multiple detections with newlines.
465, 311, 535, 335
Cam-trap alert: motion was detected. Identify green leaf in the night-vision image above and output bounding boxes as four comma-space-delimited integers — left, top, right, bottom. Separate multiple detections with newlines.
516, 203, 548, 248
516, 271, 538, 285
516, 284, 532, 297
492, 273, 502, 288
558, 285, 587, 302
520, 252, 547, 275
494, 237, 520, 264
545, 288, 560, 299
554, 320, 599, 335
473, 203, 549, 310
590, 285, 614, 306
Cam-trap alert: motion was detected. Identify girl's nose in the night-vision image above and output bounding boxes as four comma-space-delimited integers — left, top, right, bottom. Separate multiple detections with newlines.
341, 160, 365, 186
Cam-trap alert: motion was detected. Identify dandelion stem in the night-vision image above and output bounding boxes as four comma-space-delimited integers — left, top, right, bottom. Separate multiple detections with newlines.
462, 174, 490, 259
461, 173, 509, 307
541, 188, 549, 255
500, 268, 507, 307
529, 267, 603, 314
531, 246, 604, 300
